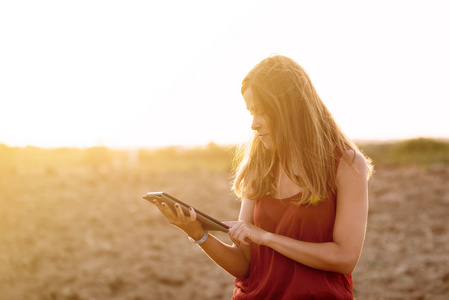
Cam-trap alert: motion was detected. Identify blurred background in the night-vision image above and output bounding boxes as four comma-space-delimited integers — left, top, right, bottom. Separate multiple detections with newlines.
1, 0, 448, 148
1, 1, 448, 299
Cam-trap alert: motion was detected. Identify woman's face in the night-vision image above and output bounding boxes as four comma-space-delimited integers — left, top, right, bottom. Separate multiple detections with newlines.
243, 88, 273, 149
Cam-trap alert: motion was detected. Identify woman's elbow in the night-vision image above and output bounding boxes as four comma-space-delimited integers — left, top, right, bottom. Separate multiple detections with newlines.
339, 261, 357, 275
335, 253, 360, 275
327, 249, 360, 274
229, 262, 251, 279
234, 270, 250, 280
228, 247, 251, 279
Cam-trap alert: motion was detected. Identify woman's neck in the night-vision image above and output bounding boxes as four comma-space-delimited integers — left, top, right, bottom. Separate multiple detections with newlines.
274, 168, 303, 199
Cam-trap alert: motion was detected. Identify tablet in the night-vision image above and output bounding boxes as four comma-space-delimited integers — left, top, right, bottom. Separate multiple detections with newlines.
143, 192, 230, 232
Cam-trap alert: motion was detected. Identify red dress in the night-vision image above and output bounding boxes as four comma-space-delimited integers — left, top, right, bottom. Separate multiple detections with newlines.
233, 191, 354, 299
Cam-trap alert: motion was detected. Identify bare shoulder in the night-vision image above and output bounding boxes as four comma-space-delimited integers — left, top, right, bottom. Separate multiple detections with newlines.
337, 149, 368, 185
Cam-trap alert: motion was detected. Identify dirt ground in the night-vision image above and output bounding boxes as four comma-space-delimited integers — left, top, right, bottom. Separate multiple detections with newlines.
1, 163, 448, 299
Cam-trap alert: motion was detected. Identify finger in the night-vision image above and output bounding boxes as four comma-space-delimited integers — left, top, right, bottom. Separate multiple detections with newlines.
229, 220, 243, 233
174, 203, 186, 221
236, 228, 247, 244
241, 229, 251, 246
153, 200, 171, 218
233, 222, 246, 237
233, 224, 251, 246
229, 221, 243, 240
153, 199, 162, 210
161, 202, 177, 221
188, 207, 197, 222
229, 223, 245, 246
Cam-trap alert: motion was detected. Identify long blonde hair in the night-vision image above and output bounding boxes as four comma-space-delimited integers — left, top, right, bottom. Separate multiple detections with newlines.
232, 55, 373, 205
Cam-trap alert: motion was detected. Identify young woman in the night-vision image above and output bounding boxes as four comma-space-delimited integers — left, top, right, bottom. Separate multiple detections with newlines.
153, 55, 373, 299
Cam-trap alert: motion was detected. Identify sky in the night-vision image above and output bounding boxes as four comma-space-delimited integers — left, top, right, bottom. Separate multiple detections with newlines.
1, 0, 448, 149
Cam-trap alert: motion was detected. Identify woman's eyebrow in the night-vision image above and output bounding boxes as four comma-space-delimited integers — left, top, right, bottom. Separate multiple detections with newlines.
247, 107, 256, 115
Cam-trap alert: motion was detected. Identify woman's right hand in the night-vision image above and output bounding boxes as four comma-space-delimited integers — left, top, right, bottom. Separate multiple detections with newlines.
152, 200, 205, 240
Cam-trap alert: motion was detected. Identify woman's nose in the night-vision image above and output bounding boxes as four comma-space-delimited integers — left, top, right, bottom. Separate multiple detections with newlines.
251, 116, 260, 131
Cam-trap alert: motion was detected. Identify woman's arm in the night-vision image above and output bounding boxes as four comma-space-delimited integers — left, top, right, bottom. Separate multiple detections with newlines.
153, 196, 255, 279
229, 150, 368, 274
197, 198, 254, 278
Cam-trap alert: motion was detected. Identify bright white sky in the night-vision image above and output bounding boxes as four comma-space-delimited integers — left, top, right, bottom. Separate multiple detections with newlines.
1, 0, 448, 148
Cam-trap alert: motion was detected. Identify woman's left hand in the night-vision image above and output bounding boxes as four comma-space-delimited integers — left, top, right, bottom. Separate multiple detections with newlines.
227, 220, 269, 247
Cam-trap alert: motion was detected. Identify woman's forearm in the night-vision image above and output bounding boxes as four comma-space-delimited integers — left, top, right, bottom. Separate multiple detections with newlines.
264, 233, 358, 275
196, 233, 251, 279
152, 200, 251, 278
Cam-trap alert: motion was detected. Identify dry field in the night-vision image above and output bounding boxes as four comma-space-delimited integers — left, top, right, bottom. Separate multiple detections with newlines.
0, 146, 448, 299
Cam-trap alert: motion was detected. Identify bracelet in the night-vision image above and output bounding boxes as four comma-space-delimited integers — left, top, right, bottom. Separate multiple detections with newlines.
189, 229, 208, 245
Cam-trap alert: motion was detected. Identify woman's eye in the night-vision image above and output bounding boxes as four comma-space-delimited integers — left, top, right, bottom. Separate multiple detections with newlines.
251, 108, 264, 116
